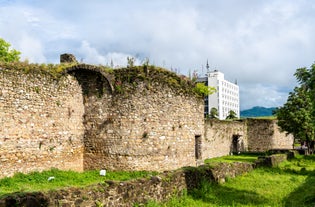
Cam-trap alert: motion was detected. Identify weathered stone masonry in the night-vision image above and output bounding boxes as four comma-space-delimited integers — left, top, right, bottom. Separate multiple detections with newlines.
0, 64, 205, 177
202, 119, 293, 159
246, 118, 293, 152
0, 63, 293, 178
203, 119, 248, 159
66, 65, 204, 172
0, 68, 84, 177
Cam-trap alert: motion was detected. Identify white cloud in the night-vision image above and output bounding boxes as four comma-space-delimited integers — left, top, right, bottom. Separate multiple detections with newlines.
0, 3, 77, 62
19, 35, 46, 63
1, 0, 315, 109
240, 84, 289, 110
78, 40, 142, 67
78, 41, 106, 64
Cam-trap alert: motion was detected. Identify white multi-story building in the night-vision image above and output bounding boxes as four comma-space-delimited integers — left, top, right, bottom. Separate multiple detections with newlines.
197, 69, 240, 120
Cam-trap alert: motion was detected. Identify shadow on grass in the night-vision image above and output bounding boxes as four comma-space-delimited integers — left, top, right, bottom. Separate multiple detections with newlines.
283, 172, 315, 207
300, 155, 315, 161
287, 154, 315, 164
188, 181, 268, 206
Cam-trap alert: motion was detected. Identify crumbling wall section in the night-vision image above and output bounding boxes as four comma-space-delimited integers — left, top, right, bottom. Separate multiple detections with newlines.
272, 121, 294, 149
247, 119, 293, 152
203, 119, 247, 159
247, 119, 274, 152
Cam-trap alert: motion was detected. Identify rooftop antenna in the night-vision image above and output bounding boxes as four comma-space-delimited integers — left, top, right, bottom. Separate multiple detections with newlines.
206, 59, 210, 73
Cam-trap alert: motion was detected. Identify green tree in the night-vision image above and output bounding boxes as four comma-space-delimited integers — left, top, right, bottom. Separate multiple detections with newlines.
276, 87, 314, 150
0, 38, 21, 62
209, 107, 219, 119
226, 110, 237, 120
193, 82, 216, 97
275, 63, 315, 153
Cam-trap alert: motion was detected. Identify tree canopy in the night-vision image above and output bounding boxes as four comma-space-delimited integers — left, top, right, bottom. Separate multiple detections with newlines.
193, 82, 216, 97
208, 107, 219, 119
226, 110, 237, 120
0, 38, 21, 62
275, 63, 315, 151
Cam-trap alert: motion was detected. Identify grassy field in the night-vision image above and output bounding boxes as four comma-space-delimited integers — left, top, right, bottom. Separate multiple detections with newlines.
149, 154, 315, 207
1, 154, 315, 207
0, 169, 157, 197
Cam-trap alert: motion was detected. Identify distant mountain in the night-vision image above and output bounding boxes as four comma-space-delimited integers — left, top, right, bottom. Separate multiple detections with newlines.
240, 106, 277, 118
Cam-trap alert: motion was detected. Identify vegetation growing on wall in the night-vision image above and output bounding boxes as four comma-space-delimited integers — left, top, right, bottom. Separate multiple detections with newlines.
0, 61, 77, 79
112, 65, 205, 97
0, 61, 205, 98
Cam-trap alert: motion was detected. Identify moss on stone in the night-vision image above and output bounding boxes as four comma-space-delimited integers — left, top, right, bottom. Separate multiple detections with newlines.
111, 65, 200, 97
0, 61, 202, 98
0, 61, 76, 80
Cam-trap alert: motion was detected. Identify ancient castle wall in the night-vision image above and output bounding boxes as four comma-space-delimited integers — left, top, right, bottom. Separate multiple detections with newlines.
271, 121, 294, 149
246, 119, 273, 152
103, 82, 204, 171
203, 119, 248, 159
0, 65, 204, 177
246, 119, 293, 152
0, 68, 85, 177
0, 64, 294, 178
202, 119, 293, 159
71, 67, 205, 171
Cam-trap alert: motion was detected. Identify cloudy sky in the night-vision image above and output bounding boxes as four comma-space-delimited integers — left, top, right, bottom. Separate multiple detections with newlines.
1, 0, 315, 110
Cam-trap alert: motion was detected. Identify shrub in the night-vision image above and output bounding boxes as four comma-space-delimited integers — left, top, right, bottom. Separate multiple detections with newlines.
193, 83, 216, 97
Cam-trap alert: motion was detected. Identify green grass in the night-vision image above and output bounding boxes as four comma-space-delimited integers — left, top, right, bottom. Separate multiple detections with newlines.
2, 155, 315, 206
204, 153, 261, 164
151, 155, 315, 207
0, 168, 157, 197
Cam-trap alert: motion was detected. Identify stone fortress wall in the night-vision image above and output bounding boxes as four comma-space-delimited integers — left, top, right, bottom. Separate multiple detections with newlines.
246, 118, 294, 152
203, 119, 248, 159
67, 65, 204, 172
203, 119, 293, 160
0, 68, 85, 177
0, 62, 293, 178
